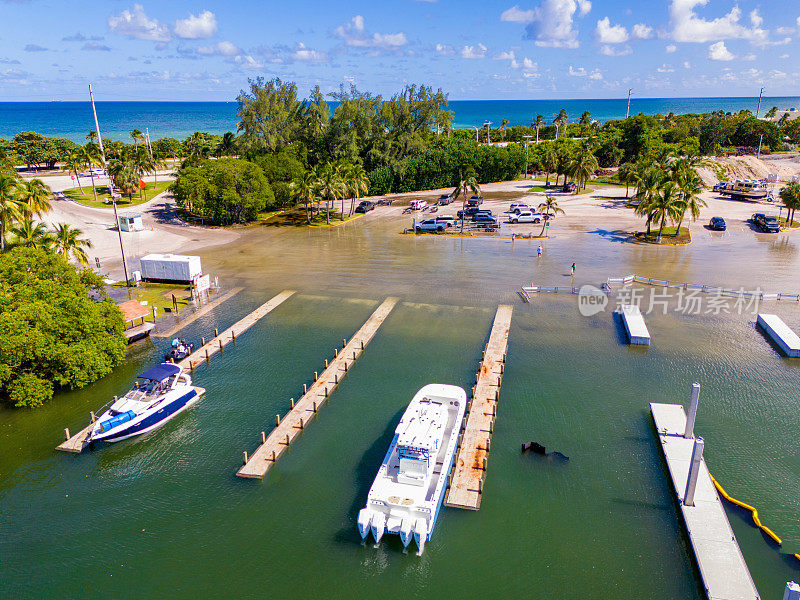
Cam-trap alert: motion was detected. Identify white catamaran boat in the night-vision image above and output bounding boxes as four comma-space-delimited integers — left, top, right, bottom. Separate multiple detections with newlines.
357, 384, 466, 554
90, 363, 203, 443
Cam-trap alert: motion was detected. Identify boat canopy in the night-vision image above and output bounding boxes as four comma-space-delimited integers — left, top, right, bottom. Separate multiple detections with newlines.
138, 363, 181, 382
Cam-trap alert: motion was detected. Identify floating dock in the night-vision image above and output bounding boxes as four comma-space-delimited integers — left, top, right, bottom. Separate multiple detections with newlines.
178, 290, 295, 370
444, 304, 512, 510
756, 313, 800, 357
153, 287, 243, 338
237, 297, 398, 479
57, 387, 206, 453
650, 402, 760, 600
619, 304, 650, 345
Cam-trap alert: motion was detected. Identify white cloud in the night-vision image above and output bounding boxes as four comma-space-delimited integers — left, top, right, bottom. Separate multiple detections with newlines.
742, 53, 755, 61
657, 64, 675, 72
501, 5, 536, 23
666, 44, 677, 53
174, 10, 218, 39
669, 0, 767, 44
334, 15, 408, 49
708, 40, 734, 61
780, 53, 789, 59
632, 23, 653, 39
596, 17, 628, 43
435, 43, 455, 56
522, 0, 592, 49
600, 44, 632, 56
232, 55, 263, 70
217, 41, 240, 56
108, 4, 171, 42
769, 69, 787, 79
511, 57, 538, 71
749, 9, 762, 27
797, 16, 800, 27
494, 50, 516, 59
291, 42, 328, 62
568, 65, 602, 79
461, 44, 487, 59
684, 60, 691, 68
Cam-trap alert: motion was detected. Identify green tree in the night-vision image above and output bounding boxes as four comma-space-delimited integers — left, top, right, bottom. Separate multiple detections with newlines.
9, 216, 52, 250
779, 181, 800, 225
633, 164, 665, 235
579, 111, 591, 137
236, 77, 303, 154
617, 162, 635, 198
83, 143, 102, 201
64, 150, 86, 194
316, 163, 345, 225
672, 163, 706, 233
650, 181, 682, 241
0, 173, 23, 251
52, 223, 93, 265
108, 158, 139, 201
0, 247, 126, 407
537, 196, 564, 236
541, 143, 558, 186
568, 144, 598, 191
765, 107, 778, 119
533, 115, 545, 143
130, 129, 144, 148
344, 163, 370, 217
16, 178, 51, 217
454, 170, 481, 232
290, 169, 319, 224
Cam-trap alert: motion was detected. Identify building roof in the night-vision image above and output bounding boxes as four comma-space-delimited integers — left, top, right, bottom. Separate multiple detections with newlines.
117, 300, 150, 323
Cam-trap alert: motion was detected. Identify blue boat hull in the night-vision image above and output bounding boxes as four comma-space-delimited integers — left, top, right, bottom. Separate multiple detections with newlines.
98, 390, 198, 442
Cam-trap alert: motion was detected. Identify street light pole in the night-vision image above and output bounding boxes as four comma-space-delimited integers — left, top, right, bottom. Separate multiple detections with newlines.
473, 126, 480, 143
625, 89, 632, 119
523, 135, 533, 179
756, 87, 764, 118
484, 121, 492, 144
90, 83, 130, 287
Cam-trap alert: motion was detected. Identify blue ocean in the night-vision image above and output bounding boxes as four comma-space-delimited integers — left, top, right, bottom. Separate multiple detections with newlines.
1, 97, 798, 143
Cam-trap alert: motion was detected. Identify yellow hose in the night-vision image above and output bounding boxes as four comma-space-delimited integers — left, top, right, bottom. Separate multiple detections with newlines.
709, 473, 782, 545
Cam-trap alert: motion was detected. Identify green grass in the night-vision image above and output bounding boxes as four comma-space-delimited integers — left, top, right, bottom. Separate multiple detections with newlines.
779, 217, 800, 229
635, 226, 691, 245
63, 181, 171, 209
111, 281, 192, 314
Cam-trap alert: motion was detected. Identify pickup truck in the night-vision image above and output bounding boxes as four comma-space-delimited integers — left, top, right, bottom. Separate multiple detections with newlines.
752, 213, 780, 233
415, 218, 446, 232
457, 206, 492, 219
508, 210, 543, 224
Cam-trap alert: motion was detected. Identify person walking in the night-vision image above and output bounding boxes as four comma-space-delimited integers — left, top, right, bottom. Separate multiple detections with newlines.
537, 245, 542, 257
571, 262, 576, 276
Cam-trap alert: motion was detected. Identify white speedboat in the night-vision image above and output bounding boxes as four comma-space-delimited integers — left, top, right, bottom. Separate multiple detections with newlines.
90, 363, 203, 443
357, 384, 466, 554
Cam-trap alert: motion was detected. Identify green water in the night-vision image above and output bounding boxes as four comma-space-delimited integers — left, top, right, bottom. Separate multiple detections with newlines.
2, 217, 800, 598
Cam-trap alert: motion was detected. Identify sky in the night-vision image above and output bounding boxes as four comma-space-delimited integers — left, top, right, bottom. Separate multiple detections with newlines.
0, 0, 798, 101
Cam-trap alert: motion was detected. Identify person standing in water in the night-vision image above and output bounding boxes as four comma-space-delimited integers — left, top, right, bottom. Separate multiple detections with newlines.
537, 245, 542, 257
571, 263, 576, 276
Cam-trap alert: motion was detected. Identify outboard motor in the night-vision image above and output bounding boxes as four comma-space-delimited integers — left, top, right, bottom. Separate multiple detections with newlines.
414, 518, 428, 555
357, 509, 372, 541
370, 512, 386, 545
400, 518, 413, 548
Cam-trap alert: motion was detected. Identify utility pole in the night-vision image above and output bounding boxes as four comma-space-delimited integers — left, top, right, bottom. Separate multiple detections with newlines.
756, 87, 764, 119
484, 121, 492, 144
473, 126, 480, 143
523, 135, 533, 179
90, 84, 130, 287
625, 89, 632, 119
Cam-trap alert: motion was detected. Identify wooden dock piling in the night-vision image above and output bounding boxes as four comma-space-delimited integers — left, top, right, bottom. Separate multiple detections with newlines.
444, 305, 513, 510
237, 297, 398, 479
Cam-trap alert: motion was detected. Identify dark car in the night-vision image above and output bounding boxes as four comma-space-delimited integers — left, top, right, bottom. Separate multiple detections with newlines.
457, 206, 492, 219
355, 200, 375, 213
752, 213, 780, 233
708, 216, 726, 231
468, 195, 483, 206
438, 194, 453, 205
472, 213, 498, 224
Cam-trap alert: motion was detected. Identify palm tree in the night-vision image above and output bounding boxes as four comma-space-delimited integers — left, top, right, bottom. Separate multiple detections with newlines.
672, 166, 706, 234
65, 151, 86, 194
9, 216, 52, 250
346, 164, 370, 217
86, 130, 99, 144
108, 159, 139, 202
779, 181, 800, 225
617, 162, 635, 198
764, 107, 778, 120
455, 171, 481, 232
537, 196, 564, 236
579, 111, 591, 137
554, 109, 568, 138
317, 163, 344, 225
290, 169, 319, 224
633, 165, 665, 235
184, 132, 211, 165
217, 132, 237, 157
533, 115, 544, 143
17, 179, 51, 217
83, 143, 102, 201
130, 129, 144, 148
52, 223, 93, 265
555, 144, 573, 186
542, 144, 558, 186
132, 146, 155, 199
568, 145, 598, 191
0, 173, 23, 251
501, 118, 509, 141
650, 182, 683, 242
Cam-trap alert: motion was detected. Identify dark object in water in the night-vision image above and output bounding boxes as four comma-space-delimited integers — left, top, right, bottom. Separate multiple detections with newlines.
522, 441, 569, 462
165, 339, 194, 362
521, 441, 546, 455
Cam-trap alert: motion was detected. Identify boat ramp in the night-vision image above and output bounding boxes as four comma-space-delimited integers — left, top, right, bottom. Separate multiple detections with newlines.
444, 304, 512, 510
237, 297, 398, 479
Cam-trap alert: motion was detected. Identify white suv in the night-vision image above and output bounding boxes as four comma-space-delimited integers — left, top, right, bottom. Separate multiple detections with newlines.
509, 202, 532, 214
509, 210, 543, 223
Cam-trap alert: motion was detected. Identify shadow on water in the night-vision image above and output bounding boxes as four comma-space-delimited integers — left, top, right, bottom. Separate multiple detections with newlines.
587, 228, 633, 243
332, 407, 405, 548
611, 311, 630, 346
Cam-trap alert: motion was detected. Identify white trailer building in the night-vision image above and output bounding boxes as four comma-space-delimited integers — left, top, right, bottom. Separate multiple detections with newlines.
139, 254, 202, 283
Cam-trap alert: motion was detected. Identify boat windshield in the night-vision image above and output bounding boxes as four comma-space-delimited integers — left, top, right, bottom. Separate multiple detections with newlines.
133, 377, 163, 395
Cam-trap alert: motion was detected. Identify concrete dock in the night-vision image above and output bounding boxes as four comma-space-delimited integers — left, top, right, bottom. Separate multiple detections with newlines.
756, 313, 800, 358
619, 304, 650, 345
178, 290, 295, 370
57, 387, 206, 453
237, 297, 398, 479
651, 402, 760, 600
154, 287, 243, 338
444, 304, 512, 510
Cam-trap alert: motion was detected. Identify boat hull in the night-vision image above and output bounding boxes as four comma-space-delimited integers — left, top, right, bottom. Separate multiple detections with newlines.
92, 388, 201, 443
